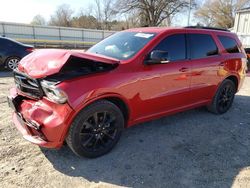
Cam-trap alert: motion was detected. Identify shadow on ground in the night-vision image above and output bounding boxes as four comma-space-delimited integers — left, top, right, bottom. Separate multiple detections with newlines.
41, 95, 250, 188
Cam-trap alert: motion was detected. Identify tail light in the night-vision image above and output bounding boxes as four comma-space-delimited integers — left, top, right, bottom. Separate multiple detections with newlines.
26, 48, 34, 52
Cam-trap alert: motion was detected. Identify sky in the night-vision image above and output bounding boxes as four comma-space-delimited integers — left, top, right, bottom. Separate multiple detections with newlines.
0, 0, 195, 26
0, 0, 93, 23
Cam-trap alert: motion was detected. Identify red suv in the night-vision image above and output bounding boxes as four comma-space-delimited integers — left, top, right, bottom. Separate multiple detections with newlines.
8, 27, 247, 158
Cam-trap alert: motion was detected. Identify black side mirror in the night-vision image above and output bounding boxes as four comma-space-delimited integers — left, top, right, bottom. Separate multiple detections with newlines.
145, 50, 169, 65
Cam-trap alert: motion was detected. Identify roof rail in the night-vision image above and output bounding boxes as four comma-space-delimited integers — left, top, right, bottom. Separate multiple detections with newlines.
185, 26, 230, 32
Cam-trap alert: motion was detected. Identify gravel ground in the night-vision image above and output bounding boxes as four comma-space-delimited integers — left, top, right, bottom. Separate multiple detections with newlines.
0, 71, 250, 188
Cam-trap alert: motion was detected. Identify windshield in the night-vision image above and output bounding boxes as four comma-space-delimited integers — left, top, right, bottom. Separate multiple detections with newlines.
88, 31, 156, 60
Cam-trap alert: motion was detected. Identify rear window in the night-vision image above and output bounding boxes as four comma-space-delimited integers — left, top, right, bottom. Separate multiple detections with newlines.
218, 36, 240, 53
188, 34, 219, 59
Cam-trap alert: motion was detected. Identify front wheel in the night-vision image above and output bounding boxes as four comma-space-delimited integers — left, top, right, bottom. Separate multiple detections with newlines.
66, 100, 124, 158
207, 79, 236, 114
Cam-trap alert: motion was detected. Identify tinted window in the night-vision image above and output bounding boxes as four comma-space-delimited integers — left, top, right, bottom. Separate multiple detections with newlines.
218, 36, 240, 53
153, 34, 186, 61
189, 34, 218, 59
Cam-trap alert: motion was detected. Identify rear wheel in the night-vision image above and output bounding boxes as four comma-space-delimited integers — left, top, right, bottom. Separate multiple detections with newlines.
66, 100, 124, 158
6, 57, 20, 71
207, 79, 236, 114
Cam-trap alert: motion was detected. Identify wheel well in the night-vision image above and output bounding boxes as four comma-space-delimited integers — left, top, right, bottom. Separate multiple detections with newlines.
104, 97, 129, 125
226, 75, 238, 90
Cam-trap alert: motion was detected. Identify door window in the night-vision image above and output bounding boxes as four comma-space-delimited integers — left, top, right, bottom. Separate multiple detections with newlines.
188, 34, 219, 59
153, 34, 186, 61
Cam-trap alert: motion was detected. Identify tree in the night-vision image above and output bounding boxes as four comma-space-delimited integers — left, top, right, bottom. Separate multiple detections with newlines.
71, 14, 98, 29
123, 11, 141, 29
31, 15, 46, 25
195, 0, 250, 28
94, 0, 103, 29
103, 0, 116, 29
116, 0, 189, 26
93, 0, 116, 30
49, 4, 74, 27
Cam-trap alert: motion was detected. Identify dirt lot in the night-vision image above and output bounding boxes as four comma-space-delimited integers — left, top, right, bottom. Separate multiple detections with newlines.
0, 71, 250, 188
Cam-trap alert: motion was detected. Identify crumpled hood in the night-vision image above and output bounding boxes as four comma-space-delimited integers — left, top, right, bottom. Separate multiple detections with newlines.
18, 49, 119, 78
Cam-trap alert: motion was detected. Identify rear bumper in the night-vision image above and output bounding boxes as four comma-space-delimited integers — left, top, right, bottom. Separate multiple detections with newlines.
9, 88, 73, 148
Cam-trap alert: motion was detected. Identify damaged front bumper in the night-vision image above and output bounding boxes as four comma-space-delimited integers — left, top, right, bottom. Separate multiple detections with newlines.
8, 88, 73, 148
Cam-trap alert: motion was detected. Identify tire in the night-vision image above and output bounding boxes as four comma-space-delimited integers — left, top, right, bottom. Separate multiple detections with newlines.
66, 100, 124, 158
5, 57, 20, 71
207, 79, 236, 114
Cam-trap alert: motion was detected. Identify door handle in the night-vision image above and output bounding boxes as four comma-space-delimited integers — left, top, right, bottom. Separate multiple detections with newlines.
179, 67, 189, 72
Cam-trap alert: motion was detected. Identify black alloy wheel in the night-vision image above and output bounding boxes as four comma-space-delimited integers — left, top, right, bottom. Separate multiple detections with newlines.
207, 79, 236, 114
80, 111, 118, 152
217, 83, 235, 113
66, 100, 124, 158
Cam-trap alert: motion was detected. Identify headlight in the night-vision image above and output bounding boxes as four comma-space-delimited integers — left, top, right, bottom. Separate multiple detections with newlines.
41, 80, 68, 104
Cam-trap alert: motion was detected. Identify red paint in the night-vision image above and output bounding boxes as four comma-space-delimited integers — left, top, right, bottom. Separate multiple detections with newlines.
9, 27, 247, 148
18, 49, 119, 78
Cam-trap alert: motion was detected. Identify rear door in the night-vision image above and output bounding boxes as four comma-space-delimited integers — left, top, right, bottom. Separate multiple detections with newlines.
187, 32, 223, 104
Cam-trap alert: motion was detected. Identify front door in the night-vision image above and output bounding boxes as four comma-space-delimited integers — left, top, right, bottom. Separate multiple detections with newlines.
134, 33, 192, 120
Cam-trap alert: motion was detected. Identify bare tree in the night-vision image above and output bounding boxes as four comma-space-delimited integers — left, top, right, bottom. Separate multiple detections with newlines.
116, 0, 189, 26
94, 0, 103, 29
93, 0, 116, 30
31, 15, 46, 25
123, 11, 141, 29
195, 0, 250, 28
49, 4, 74, 27
103, 0, 116, 29
71, 9, 98, 29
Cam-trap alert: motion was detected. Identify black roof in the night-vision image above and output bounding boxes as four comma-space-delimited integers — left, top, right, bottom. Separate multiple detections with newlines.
185, 26, 230, 32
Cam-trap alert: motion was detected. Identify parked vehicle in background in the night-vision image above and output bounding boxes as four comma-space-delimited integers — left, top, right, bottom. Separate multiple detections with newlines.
8, 26, 247, 158
0, 37, 34, 70
244, 48, 250, 71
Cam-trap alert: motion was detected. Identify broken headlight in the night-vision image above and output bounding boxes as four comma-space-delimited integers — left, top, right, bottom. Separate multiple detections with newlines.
41, 80, 68, 104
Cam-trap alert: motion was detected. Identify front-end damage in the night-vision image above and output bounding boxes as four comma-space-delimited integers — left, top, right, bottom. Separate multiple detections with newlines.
9, 88, 73, 148
8, 49, 119, 148
44, 55, 118, 82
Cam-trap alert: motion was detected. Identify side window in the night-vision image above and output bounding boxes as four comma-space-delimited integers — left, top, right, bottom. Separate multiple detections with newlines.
218, 36, 240, 53
153, 34, 186, 61
188, 34, 219, 59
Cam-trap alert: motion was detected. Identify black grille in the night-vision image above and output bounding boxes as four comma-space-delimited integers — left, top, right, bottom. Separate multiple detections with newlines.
14, 71, 43, 99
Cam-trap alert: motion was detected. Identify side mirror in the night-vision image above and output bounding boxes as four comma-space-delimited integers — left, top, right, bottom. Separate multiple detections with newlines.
145, 50, 169, 65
